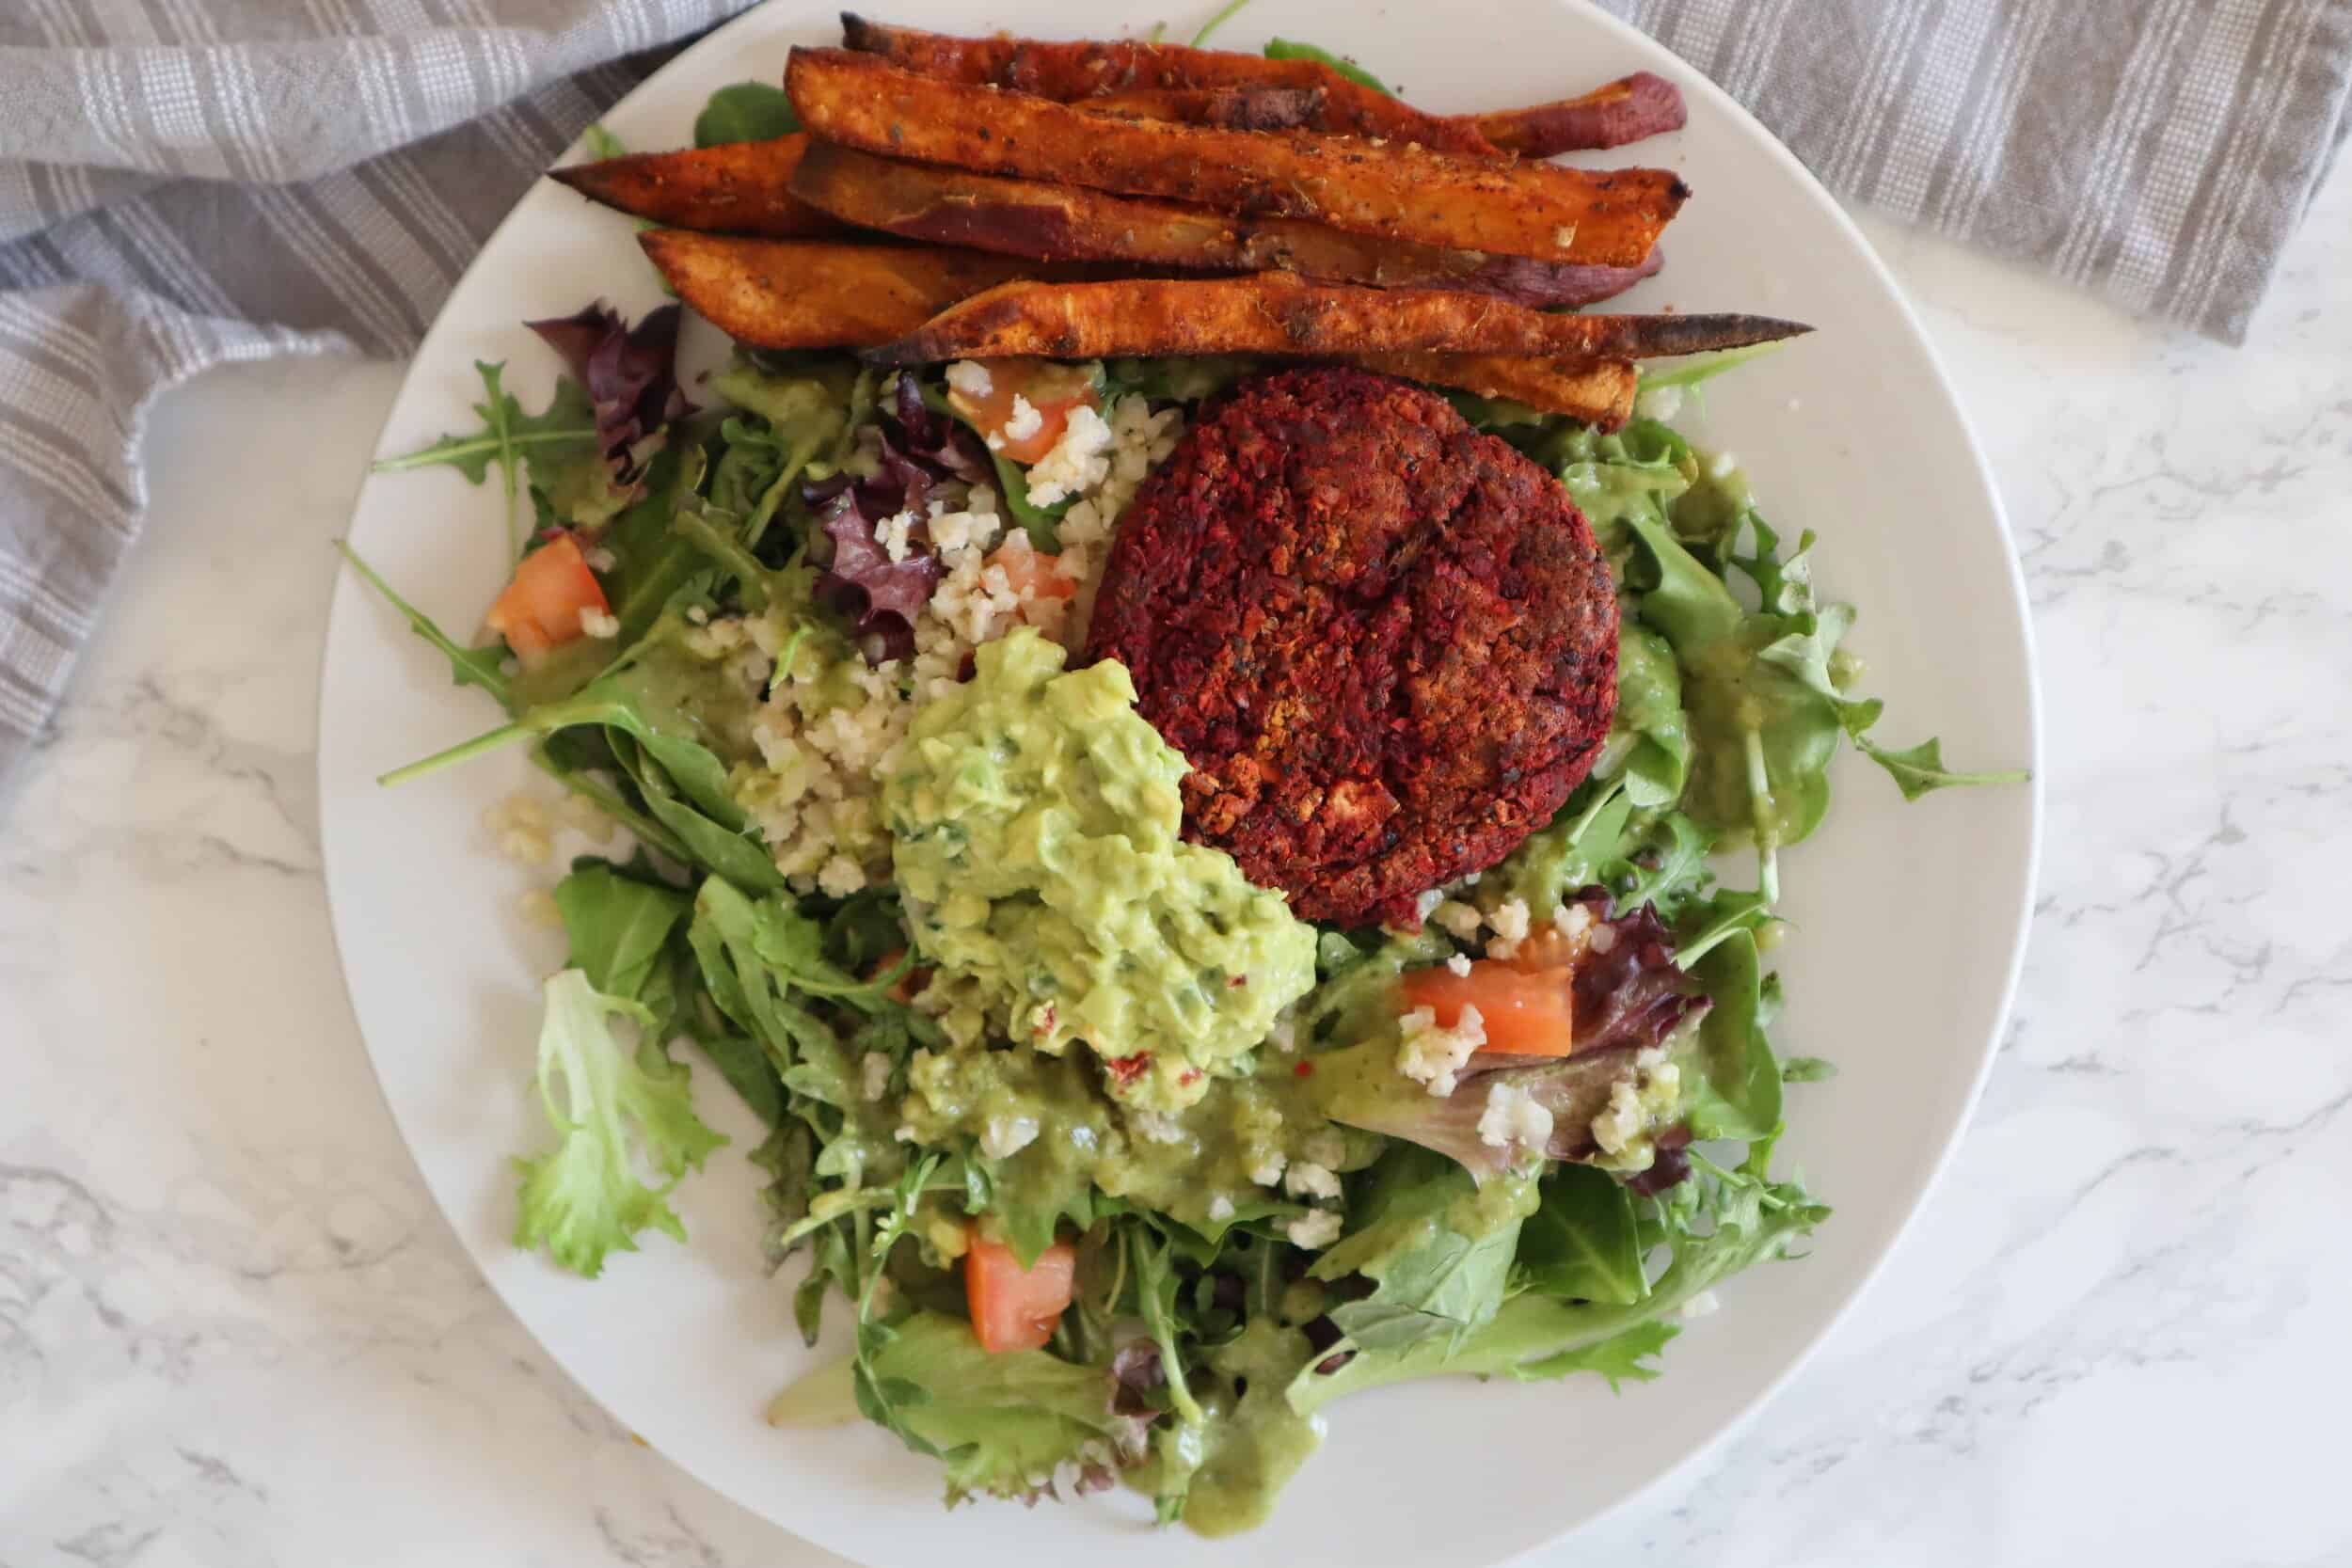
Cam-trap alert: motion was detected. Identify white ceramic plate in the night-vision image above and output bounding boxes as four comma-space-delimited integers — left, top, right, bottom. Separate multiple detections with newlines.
318, 3, 2042, 1562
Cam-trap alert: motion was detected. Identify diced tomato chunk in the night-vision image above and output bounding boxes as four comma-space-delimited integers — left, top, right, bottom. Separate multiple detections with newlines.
985, 540, 1076, 603
484, 533, 608, 670
1399, 960, 1576, 1057
945, 358, 1101, 466
964, 1234, 1076, 1354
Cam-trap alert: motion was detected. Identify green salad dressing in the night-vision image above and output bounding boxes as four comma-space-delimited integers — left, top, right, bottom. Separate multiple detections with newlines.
882, 627, 1317, 1114
1133, 1320, 1327, 1538
899, 1042, 1353, 1233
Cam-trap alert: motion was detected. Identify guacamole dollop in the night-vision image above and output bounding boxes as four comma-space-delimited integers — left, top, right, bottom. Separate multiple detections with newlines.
882, 627, 1316, 1113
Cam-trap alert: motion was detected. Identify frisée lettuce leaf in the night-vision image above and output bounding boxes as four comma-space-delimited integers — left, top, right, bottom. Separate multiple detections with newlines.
511, 969, 726, 1278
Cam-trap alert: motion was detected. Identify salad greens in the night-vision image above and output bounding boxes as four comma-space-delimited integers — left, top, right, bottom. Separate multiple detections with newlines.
692, 81, 800, 148
353, 226, 2022, 1527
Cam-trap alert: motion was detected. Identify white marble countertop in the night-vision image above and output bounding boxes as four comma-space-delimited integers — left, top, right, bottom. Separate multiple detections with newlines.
6, 156, 2350, 1567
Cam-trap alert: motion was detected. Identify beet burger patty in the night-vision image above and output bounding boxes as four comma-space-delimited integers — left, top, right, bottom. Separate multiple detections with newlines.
1083, 366, 1619, 926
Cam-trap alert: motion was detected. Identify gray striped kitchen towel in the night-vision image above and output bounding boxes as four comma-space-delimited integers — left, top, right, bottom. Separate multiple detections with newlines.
0, 0, 2347, 785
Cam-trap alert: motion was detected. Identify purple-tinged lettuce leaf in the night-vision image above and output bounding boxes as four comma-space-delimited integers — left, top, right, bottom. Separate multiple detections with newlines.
802, 373, 992, 665
812, 491, 941, 664
890, 370, 992, 482
525, 300, 692, 481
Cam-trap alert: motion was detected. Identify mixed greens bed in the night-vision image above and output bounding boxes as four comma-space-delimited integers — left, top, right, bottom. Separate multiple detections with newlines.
349, 78, 2023, 1540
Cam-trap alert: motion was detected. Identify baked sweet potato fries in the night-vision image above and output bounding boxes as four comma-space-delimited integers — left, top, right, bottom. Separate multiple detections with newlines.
546, 16, 1804, 428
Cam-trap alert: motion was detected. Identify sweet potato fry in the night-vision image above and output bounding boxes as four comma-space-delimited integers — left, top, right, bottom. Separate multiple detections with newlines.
638, 233, 1107, 350
1084, 85, 1327, 132
1473, 72, 1689, 157
838, 13, 1495, 152
548, 136, 840, 239
862, 274, 1808, 365
787, 49, 1684, 266
1356, 354, 1636, 429
788, 144, 1661, 309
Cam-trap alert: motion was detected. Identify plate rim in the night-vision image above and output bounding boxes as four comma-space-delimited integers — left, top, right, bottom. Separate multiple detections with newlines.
313, 0, 2045, 1558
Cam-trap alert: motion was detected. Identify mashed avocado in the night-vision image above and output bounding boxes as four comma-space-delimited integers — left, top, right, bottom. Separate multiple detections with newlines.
882, 627, 1317, 1114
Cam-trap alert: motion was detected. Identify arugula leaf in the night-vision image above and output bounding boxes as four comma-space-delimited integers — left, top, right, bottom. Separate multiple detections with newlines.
596, 444, 713, 653
528, 734, 695, 866
1191, 0, 1253, 46
1851, 732, 2031, 800
511, 969, 726, 1277
1625, 506, 2026, 899
1607, 810, 1714, 920
335, 543, 511, 706
551, 859, 691, 1000
707, 360, 853, 550
516, 378, 641, 532
694, 82, 800, 147
1683, 931, 1783, 1143
1264, 38, 1392, 94
371, 362, 568, 558
1517, 1164, 1645, 1307
1310, 1146, 1524, 1352
580, 123, 627, 161
1512, 1319, 1677, 1389
372, 362, 608, 556
687, 878, 924, 1164
1129, 1227, 1207, 1426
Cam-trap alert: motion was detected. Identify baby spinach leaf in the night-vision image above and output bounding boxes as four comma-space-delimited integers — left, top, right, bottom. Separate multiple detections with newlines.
551, 859, 692, 1000
1671, 885, 1772, 969
1517, 1164, 1646, 1307
613, 734, 785, 892
708, 361, 853, 550
694, 81, 800, 147
1311, 1146, 1524, 1352
1264, 38, 1393, 94
1602, 622, 1692, 810
1623, 507, 1743, 651
1683, 930, 1782, 1143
